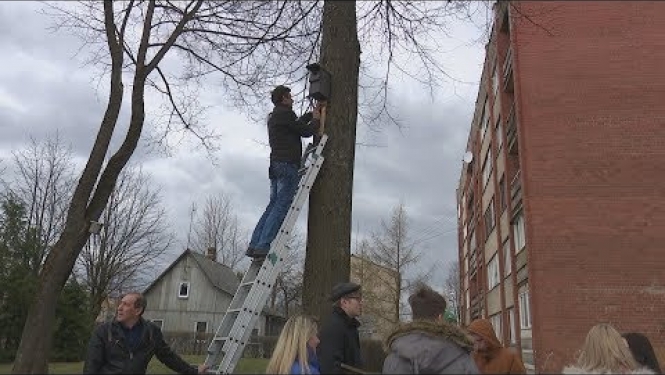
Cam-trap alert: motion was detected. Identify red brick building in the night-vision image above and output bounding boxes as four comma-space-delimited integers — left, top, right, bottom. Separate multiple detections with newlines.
456, 2, 665, 373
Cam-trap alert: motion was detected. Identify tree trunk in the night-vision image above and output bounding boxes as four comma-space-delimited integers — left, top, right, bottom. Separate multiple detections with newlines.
11, 222, 90, 373
303, 0, 361, 323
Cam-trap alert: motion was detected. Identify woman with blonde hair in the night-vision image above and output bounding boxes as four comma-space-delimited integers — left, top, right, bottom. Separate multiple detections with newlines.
563, 323, 655, 374
266, 315, 321, 374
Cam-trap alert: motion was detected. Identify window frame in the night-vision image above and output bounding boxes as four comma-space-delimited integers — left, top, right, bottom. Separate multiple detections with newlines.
503, 238, 512, 277
484, 198, 496, 241
487, 254, 500, 290
490, 313, 502, 341
519, 289, 532, 329
513, 212, 526, 253
178, 281, 190, 299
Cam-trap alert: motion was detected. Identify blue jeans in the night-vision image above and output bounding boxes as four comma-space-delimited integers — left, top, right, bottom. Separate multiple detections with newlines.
248, 161, 300, 254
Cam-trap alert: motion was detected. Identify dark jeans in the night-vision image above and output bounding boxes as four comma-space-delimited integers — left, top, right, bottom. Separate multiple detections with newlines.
248, 161, 300, 254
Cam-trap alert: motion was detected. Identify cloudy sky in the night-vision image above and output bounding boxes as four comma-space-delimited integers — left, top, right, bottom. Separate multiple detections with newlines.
0, 2, 489, 289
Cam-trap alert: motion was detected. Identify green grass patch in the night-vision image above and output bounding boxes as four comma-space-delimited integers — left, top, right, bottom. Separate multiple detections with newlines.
0, 356, 268, 374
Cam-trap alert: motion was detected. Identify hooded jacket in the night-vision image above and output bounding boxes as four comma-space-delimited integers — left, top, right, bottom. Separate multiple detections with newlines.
466, 319, 526, 374
561, 365, 656, 374
382, 320, 480, 374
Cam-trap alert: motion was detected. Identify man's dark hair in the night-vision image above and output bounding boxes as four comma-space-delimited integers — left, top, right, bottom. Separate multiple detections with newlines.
271, 85, 291, 105
124, 292, 147, 316
409, 284, 447, 321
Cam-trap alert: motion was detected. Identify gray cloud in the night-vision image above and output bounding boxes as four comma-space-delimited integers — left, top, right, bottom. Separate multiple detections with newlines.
0, 2, 486, 289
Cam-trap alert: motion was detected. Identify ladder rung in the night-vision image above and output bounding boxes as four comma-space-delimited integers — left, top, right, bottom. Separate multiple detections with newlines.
239, 281, 255, 288
226, 307, 260, 315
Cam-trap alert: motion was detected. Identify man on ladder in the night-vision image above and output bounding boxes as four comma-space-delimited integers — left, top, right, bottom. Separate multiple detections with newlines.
246, 84, 326, 260
205, 64, 331, 375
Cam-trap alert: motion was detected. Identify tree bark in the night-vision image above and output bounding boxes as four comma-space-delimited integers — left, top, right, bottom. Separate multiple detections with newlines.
303, 0, 361, 323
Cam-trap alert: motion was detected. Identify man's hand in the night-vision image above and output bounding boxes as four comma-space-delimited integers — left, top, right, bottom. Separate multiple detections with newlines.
313, 100, 327, 120
197, 364, 210, 374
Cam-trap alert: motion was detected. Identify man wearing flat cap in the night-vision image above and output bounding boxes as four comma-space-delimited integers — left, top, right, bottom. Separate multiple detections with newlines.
317, 282, 364, 374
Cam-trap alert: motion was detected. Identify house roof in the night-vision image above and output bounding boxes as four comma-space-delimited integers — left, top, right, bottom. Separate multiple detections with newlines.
143, 248, 239, 297
188, 250, 239, 296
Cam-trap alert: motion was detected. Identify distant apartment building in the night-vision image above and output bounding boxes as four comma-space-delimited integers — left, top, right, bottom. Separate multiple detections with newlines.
350, 254, 399, 341
456, 1, 665, 373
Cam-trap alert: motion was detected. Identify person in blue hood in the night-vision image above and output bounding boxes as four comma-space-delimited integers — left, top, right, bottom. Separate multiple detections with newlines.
266, 315, 321, 374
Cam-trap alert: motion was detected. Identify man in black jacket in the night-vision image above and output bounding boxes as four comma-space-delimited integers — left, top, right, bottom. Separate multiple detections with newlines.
318, 282, 364, 374
83, 292, 207, 374
246, 85, 323, 259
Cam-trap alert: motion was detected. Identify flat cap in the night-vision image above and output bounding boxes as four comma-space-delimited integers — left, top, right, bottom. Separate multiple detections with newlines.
329, 282, 361, 302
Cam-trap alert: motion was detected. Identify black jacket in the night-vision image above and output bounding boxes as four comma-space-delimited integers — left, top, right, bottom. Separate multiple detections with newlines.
268, 104, 320, 165
83, 319, 197, 374
317, 306, 363, 374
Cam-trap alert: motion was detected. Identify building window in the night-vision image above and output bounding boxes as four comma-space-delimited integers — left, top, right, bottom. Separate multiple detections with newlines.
508, 309, 517, 344
519, 289, 532, 329
480, 98, 491, 138
492, 65, 499, 98
498, 175, 507, 212
178, 282, 190, 298
195, 321, 207, 334
466, 289, 470, 310
482, 152, 492, 189
503, 238, 511, 277
495, 116, 503, 150
487, 255, 500, 290
152, 319, 164, 330
490, 313, 502, 341
485, 197, 496, 237
469, 230, 477, 254
513, 212, 526, 253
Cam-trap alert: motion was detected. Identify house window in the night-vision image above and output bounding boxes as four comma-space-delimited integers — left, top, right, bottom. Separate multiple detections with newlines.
484, 198, 495, 240
482, 152, 492, 189
519, 289, 532, 329
498, 175, 507, 212
152, 319, 164, 330
178, 282, 190, 298
487, 255, 500, 290
495, 116, 503, 150
503, 238, 511, 277
513, 211, 526, 253
195, 321, 207, 334
490, 313, 502, 341
508, 308, 517, 344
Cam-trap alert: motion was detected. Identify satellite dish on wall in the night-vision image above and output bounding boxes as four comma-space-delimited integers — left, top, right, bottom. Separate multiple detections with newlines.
463, 151, 474, 164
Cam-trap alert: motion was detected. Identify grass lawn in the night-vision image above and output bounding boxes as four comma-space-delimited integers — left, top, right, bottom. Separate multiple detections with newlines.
0, 356, 268, 374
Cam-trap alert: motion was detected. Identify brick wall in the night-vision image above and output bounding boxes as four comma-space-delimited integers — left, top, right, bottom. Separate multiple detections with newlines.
511, 1, 665, 372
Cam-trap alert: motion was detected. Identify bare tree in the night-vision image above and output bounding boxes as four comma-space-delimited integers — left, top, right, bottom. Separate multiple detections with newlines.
75, 166, 172, 322
14, 2, 320, 371
4, 134, 75, 276
444, 260, 461, 322
363, 202, 425, 323
190, 193, 246, 270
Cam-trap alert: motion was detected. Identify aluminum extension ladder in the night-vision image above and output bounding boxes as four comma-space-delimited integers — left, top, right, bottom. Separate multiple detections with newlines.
204, 134, 328, 374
